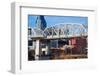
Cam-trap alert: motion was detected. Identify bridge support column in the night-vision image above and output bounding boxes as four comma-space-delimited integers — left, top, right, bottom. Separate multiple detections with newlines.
35, 39, 41, 60
46, 40, 50, 55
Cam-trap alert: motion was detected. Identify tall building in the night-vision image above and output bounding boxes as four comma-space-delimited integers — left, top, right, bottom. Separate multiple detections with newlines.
35, 15, 47, 30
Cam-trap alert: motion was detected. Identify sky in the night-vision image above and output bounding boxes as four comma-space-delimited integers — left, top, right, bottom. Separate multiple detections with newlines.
28, 15, 88, 28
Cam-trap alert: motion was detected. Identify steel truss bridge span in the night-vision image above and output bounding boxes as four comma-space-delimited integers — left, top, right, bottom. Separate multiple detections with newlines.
30, 23, 88, 39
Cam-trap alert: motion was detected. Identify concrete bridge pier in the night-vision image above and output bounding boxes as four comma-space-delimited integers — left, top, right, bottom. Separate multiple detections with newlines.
45, 40, 50, 55
34, 39, 41, 60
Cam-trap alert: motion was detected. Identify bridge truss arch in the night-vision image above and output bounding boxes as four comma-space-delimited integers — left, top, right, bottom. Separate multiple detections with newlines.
31, 23, 88, 39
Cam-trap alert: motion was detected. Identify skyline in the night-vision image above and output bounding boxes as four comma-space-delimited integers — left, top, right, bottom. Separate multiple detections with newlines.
28, 15, 88, 28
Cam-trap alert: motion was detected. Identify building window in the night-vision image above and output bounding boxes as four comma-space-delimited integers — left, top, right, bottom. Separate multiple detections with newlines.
28, 28, 32, 35
28, 40, 33, 46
